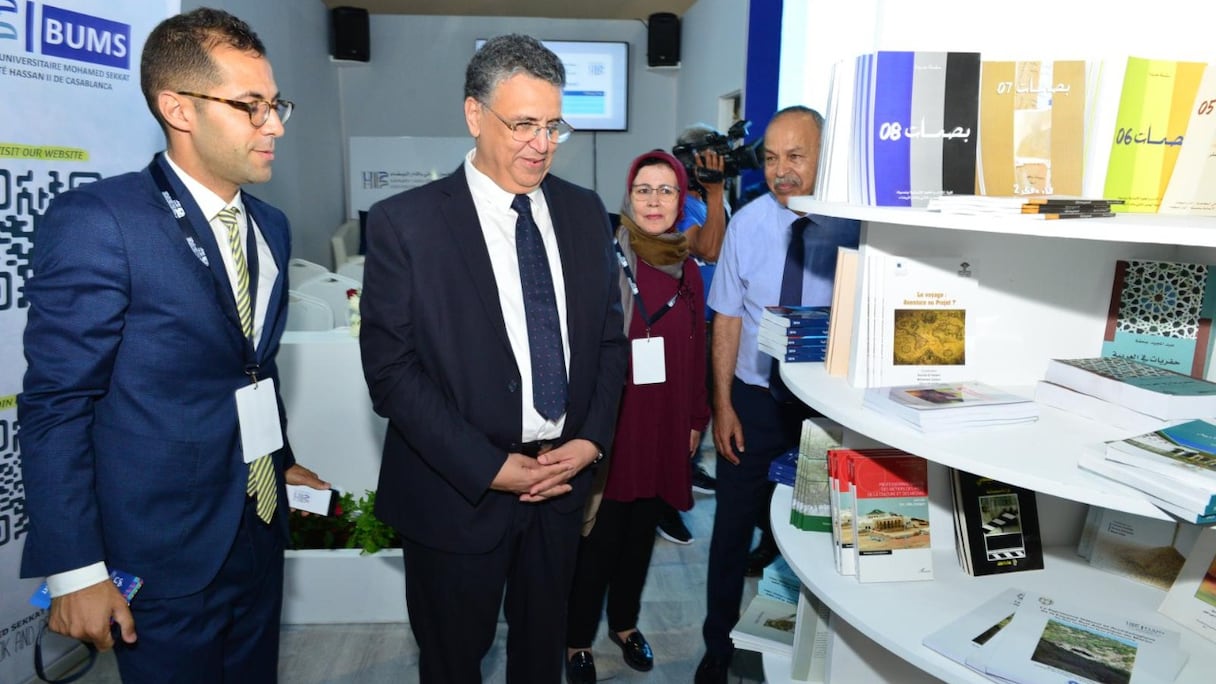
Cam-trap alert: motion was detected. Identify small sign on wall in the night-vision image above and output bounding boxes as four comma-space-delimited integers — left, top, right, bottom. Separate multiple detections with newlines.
348, 136, 471, 218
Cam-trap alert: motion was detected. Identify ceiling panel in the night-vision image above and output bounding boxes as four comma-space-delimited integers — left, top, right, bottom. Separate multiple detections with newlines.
319, 0, 695, 21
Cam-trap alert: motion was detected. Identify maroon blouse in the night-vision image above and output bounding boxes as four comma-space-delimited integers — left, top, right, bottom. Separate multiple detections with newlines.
603, 256, 710, 511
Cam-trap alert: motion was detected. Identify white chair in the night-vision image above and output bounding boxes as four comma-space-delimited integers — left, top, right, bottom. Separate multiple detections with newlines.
286, 290, 335, 331
331, 218, 362, 269
336, 258, 364, 283
288, 257, 330, 288
295, 272, 362, 327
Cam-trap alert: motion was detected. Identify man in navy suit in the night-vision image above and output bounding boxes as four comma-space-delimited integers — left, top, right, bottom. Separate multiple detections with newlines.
18, 9, 326, 682
359, 34, 628, 683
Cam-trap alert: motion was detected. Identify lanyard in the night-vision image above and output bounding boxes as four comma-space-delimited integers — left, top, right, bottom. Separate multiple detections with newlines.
149, 159, 261, 379
613, 239, 684, 333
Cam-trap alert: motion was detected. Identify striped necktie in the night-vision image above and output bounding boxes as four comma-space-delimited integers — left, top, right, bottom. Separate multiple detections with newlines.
217, 207, 277, 523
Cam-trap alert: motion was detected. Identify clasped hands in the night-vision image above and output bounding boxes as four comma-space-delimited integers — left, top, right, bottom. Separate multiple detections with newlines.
492, 438, 599, 502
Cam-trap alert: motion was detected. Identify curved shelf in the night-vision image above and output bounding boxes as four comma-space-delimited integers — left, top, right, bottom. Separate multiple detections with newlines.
787, 197, 1216, 248
770, 486, 1214, 684
780, 362, 1170, 520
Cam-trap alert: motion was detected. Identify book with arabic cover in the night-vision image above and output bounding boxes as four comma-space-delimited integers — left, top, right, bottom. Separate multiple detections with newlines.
1101, 258, 1216, 379
1103, 56, 1206, 213
977, 60, 1088, 197
1043, 356, 1216, 420
1159, 64, 1216, 216
866, 51, 981, 207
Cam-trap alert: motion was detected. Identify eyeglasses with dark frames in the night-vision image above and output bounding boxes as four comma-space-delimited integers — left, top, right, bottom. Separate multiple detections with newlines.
176, 91, 294, 127
479, 100, 573, 144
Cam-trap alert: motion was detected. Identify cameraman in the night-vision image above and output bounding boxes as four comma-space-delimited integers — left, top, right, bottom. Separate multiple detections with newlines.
652, 125, 731, 547
676, 125, 729, 263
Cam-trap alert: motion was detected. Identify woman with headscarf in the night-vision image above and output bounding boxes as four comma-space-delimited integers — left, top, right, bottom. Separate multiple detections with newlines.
565, 150, 710, 683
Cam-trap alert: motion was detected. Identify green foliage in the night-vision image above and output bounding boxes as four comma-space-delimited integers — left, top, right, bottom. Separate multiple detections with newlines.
289, 489, 400, 555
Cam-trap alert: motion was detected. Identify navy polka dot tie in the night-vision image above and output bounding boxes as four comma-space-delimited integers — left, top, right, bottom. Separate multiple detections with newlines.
512, 194, 568, 420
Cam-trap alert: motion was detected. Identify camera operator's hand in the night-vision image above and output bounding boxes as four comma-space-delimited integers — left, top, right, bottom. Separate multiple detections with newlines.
694, 149, 726, 189
686, 149, 728, 262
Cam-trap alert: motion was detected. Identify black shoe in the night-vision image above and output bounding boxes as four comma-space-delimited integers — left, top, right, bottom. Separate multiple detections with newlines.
565, 650, 595, 684
694, 651, 730, 684
656, 508, 693, 544
744, 542, 780, 578
608, 630, 653, 672
691, 463, 717, 493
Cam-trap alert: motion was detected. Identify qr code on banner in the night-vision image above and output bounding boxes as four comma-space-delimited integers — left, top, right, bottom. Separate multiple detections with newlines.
0, 167, 102, 311
0, 415, 26, 548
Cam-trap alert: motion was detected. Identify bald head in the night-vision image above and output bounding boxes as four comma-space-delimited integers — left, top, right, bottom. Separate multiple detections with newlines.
763, 107, 823, 206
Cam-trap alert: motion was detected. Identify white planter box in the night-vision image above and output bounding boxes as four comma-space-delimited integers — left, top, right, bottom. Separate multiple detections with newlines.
282, 548, 406, 624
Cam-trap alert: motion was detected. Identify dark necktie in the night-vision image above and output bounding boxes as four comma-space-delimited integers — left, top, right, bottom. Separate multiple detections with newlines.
770, 216, 813, 402
512, 194, 568, 421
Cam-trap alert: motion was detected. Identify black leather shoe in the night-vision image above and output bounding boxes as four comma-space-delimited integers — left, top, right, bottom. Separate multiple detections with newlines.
608, 630, 653, 672
694, 651, 730, 684
744, 542, 780, 578
565, 650, 595, 684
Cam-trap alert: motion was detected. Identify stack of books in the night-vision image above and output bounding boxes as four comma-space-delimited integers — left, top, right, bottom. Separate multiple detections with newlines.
828, 448, 933, 582
862, 381, 1039, 432
1080, 419, 1216, 524
922, 587, 1189, 683
926, 194, 1124, 219
788, 419, 842, 533
1039, 356, 1216, 424
949, 469, 1044, 577
730, 558, 801, 657
759, 305, 830, 363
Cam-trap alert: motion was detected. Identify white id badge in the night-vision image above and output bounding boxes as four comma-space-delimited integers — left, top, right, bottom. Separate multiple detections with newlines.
631, 336, 666, 385
234, 378, 284, 463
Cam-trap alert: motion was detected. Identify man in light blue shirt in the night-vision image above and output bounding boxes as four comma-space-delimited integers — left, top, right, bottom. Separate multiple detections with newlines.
696, 106, 860, 684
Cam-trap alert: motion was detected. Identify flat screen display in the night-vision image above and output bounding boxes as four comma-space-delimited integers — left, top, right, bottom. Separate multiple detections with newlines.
475, 39, 629, 132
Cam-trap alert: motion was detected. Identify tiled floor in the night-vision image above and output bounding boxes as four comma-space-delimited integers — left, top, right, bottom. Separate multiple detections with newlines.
45, 448, 773, 683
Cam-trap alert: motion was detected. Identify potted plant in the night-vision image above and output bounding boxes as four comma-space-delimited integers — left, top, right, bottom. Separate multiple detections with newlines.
282, 490, 406, 624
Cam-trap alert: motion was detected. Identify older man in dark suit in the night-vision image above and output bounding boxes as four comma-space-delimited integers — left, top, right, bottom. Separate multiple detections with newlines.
359, 34, 628, 684
19, 9, 326, 683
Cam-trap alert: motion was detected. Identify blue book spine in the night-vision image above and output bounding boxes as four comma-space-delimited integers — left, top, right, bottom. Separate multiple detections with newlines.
872, 51, 915, 206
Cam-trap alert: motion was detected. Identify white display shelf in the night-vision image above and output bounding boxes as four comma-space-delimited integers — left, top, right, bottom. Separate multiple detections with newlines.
787, 197, 1216, 248
770, 486, 1215, 684
780, 362, 1171, 520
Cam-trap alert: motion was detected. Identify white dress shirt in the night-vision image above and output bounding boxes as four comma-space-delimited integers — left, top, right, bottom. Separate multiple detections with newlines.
463, 149, 569, 442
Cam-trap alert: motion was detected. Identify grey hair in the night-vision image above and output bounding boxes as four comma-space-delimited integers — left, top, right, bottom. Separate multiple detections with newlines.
676, 122, 719, 147
465, 34, 566, 102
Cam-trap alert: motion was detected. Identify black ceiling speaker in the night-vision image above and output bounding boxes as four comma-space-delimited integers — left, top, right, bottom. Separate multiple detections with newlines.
330, 6, 370, 62
647, 12, 680, 67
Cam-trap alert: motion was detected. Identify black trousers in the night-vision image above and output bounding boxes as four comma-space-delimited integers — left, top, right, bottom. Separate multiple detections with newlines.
403, 497, 583, 684
566, 497, 665, 648
702, 378, 810, 658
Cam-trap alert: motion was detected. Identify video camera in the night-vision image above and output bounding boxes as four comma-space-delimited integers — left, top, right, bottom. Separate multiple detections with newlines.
671, 119, 762, 185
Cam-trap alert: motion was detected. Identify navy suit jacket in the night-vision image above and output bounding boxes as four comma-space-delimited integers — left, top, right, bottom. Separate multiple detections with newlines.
359, 167, 628, 553
19, 153, 296, 600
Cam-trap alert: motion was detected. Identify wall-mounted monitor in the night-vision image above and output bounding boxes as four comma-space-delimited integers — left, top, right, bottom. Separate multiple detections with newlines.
475, 39, 629, 132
